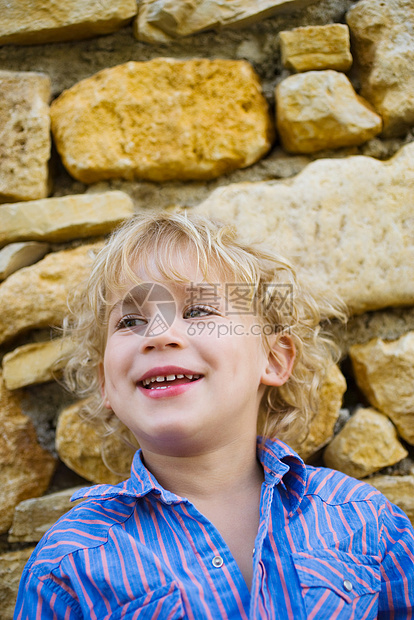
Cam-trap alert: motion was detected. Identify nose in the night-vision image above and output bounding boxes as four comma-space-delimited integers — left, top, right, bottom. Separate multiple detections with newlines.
139, 319, 188, 352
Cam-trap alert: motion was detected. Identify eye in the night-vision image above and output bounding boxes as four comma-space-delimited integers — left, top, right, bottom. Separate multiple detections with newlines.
183, 304, 220, 319
115, 315, 146, 330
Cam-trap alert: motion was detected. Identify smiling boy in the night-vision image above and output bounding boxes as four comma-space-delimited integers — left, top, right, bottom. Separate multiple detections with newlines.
15, 212, 414, 619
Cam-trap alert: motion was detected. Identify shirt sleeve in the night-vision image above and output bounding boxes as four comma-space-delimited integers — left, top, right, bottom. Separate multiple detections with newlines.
377, 498, 414, 618
14, 567, 81, 620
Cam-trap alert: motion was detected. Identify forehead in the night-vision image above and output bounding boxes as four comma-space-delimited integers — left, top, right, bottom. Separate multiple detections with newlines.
108, 243, 235, 299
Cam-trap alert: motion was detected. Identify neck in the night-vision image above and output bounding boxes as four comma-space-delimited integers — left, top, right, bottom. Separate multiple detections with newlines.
141, 434, 263, 502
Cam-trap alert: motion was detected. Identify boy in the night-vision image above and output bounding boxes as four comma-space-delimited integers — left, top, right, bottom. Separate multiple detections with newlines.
15, 212, 414, 619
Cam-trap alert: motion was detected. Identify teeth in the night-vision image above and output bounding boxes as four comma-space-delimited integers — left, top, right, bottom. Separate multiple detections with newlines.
141, 373, 201, 387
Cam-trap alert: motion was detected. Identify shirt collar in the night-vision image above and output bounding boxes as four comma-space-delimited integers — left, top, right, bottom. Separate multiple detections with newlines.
72, 438, 307, 515
258, 437, 307, 515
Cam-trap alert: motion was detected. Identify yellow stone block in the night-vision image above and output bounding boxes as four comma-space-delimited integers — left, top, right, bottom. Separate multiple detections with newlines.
347, 0, 414, 137
0, 374, 56, 534
350, 333, 414, 445
0, 243, 102, 346
195, 143, 414, 315
0, 0, 137, 45
135, 0, 319, 43
50, 59, 274, 183
290, 364, 346, 461
0, 71, 50, 202
276, 70, 382, 153
0, 242, 49, 281
0, 191, 134, 247
280, 24, 353, 72
324, 407, 407, 479
3, 338, 75, 390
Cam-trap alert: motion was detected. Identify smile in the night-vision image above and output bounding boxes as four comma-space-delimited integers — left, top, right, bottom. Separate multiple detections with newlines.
141, 373, 202, 389
137, 375, 203, 399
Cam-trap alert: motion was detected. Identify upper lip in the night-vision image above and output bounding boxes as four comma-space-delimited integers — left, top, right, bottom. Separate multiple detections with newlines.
137, 366, 204, 383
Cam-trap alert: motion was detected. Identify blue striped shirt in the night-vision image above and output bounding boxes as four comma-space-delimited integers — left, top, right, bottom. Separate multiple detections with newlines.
15, 438, 414, 619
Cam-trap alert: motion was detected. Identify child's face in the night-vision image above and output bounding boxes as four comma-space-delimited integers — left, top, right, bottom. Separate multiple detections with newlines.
100, 252, 294, 457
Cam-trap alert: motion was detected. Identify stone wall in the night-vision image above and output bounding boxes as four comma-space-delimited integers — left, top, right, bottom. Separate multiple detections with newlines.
1, 0, 414, 613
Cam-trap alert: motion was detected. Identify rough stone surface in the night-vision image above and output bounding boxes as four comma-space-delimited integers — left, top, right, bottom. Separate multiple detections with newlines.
0, 1, 358, 100
290, 364, 347, 461
0, 242, 49, 280
0, 547, 35, 620
323, 407, 408, 479
0, 191, 134, 247
0, 242, 102, 346
0, 373, 56, 534
329, 307, 414, 355
56, 401, 136, 485
349, 333, 414, 445
194, 142, 414, 315
275, 70, 382, 153
279, 24, 352, 72
3, 338, 75, 390
366, 475, 414, 527
0, 0, 137, 45
0, 71, 50, 203
50, 59, 274, 184
346, 0, 414, 138
135, 0, 319, 43
8, 486, 86, 543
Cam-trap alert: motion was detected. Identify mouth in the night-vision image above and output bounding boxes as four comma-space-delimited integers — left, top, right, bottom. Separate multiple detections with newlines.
137, 366, 204, 393
139, 373, 203, 390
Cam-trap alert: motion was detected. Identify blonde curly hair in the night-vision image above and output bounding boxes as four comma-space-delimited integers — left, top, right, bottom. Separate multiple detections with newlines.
63, 210, 346, 445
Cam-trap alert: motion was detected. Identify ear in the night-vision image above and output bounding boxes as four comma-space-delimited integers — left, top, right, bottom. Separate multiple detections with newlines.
98, 363, 112, 410
261, 334, 295, 387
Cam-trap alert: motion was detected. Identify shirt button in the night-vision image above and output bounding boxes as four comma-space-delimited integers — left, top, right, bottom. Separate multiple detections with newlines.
212, 556, 224, 568
343, 579, 353, 592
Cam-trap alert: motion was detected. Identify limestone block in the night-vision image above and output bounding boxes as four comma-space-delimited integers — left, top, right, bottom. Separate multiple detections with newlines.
135, 0, 318, 43
346, 0, 414, 137
349, 333, 414, 445
0, 191, 134, 248
276, 70, 382, 153
0, 242, 102, 346
280, 24, 352, 72
194, 142, 414, 315
0, 0, 137, 45
8, 487, 85, 543
0, 548, 35, 620
323, 407, 408, 479
0, 71, 50, 202
50, 59, 274, 184
290, 365, 346, 461
3, 338, 75, 390
366, 475, 414, 527
0, 242, 49, 280
0, 373, 56, 534
56, 401, 135, 485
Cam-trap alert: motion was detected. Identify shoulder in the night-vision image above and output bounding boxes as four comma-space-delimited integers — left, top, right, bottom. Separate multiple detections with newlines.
26, 485, 138, 579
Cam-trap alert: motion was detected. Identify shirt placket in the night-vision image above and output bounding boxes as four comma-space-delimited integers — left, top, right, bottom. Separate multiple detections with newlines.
171, 500, 251, 619
249, 475, 278, 620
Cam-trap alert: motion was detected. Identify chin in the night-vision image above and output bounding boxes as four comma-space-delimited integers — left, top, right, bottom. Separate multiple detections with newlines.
140, 424, 210, 457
